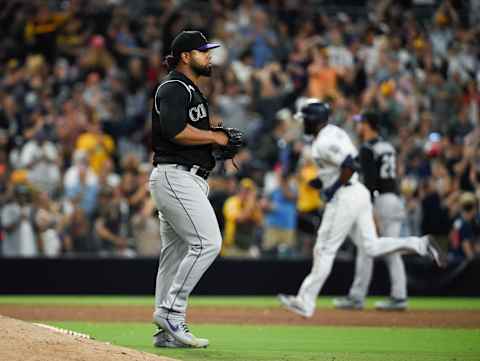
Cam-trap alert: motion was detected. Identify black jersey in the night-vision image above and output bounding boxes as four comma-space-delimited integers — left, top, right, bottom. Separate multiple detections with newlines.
359, 137, 398, 196
151, 70, 215, 170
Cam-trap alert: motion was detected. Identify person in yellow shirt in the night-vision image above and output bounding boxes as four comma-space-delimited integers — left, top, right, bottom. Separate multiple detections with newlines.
76, 121, 115, 174
296, 157, 323, 256
222, 178, 263, 257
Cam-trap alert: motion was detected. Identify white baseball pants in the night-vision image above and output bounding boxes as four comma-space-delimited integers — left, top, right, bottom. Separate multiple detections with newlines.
296, 182, 428, 314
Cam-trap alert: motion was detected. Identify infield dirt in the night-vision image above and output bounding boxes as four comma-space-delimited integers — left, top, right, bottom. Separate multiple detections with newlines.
0, 315, 177, 361
1, 304, 480, 328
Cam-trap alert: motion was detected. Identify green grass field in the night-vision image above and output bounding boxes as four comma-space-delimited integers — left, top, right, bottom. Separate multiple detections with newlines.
2, 295, 480, 361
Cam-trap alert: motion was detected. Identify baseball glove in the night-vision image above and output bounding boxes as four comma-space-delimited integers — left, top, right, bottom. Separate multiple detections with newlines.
212, 127, 245, 160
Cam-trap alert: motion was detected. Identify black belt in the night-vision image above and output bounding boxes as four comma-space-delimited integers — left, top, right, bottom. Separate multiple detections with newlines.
156, 163, 210, 180
175, 165, 210, 180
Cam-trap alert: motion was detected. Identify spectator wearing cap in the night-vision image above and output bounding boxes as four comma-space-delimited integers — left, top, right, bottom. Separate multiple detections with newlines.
449, 192, 480, 262
223, 178, 263, 258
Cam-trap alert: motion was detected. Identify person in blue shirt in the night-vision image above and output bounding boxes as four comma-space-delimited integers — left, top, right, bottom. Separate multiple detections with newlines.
260, 170, 297, 257
449, 192, 480, 263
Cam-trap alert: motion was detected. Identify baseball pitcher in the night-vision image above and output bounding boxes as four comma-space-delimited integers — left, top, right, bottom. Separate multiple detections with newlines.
149, 31, 244, 348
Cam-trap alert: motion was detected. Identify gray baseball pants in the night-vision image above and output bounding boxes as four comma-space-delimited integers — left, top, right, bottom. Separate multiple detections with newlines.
349, 193, 407, 301
149, 164, 222, 321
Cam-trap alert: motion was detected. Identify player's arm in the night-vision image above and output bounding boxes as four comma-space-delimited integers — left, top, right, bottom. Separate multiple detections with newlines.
337, 155, 356, 184
156, 83, 228, 146
322, 155, 357, 201
174, 124, 228, 146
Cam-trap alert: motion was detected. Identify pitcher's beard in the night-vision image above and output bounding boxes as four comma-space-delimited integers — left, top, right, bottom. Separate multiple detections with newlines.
191, 63, 212, 77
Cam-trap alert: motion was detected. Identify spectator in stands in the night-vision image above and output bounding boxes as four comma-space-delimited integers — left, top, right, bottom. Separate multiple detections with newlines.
449, 192, 480, 262
63, 205, 93, 254
308, 44, 338, 101
94, 186, 133, 256
260, 170, 298, 257
75, 120, 115, 174
1, 183, 37, 257
19, 129, 61, 197
295, 156, 323, 257
223, 178, 263, 258
79, 35, 116, 76
400, 177, 422, 237
33, 191, 64, 257
131, 196, 161, 256
0, 0, 478, 262
208, 175, 238, 235
64, 150, 99, 218
24, 4, 70, 63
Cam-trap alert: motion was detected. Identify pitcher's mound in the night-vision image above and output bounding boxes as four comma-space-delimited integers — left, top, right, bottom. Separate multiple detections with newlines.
0, 315, 177, 361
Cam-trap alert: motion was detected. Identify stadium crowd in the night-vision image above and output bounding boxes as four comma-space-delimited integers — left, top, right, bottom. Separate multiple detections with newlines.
0, 0, 479, 263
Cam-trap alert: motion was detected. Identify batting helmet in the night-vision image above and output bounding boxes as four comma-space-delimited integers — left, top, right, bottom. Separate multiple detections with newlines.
295, 100, 331, 136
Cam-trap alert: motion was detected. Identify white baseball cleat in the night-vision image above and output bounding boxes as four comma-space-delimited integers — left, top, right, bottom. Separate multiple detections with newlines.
153, 314, 209, 348
153, 329, 188, 348
332, 296, 364, 310
374, 297, 408, 311
424, 235, 448, 268
277, 294, 314, 318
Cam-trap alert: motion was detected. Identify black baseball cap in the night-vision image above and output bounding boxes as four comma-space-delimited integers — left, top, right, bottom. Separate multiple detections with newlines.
353, 111, 380, 131
171, 31, 220, 57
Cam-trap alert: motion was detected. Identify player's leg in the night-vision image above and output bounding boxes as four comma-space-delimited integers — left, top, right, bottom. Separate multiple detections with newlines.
336, 232, 372, 309
374, 194, 408, 309
150, 166, 221, 346
154, 214, 188, 313
157, 170, 221, 316
283, 185, 360, 316
375, 219, 408, 309
357, 187, 446, 266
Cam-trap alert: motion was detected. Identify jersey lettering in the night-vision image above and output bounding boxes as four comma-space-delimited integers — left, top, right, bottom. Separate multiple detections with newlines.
189, 103, 207, 122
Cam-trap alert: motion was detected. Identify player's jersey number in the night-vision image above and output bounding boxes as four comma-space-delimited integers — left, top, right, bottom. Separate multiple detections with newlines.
380, 153, 396, 179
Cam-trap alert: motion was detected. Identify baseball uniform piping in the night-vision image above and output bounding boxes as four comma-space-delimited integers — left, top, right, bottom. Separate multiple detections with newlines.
164, 169, 203, 318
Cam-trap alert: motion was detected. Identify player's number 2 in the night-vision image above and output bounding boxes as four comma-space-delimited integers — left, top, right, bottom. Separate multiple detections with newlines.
380, 153, 396, 179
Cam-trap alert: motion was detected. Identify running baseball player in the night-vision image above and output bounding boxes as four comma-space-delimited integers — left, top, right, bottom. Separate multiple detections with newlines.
149, 30, 244, 348
333, 111, 409, 311
278, 100, 447, 318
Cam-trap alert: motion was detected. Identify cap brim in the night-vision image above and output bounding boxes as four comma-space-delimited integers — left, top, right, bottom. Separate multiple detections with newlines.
352, 114, 364, 122
197, 43, 221, 51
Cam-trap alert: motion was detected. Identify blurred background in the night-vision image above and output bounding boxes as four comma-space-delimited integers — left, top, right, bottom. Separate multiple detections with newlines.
0, 0, 479, 279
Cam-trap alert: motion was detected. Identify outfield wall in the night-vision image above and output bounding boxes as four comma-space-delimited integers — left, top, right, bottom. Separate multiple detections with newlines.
1, 257, 478, 296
